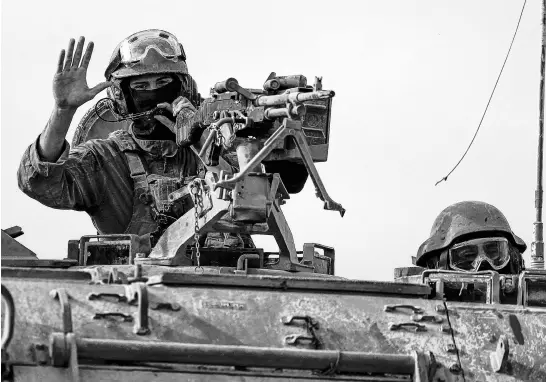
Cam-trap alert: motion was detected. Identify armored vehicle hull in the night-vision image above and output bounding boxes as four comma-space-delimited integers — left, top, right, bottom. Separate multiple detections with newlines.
2, 263, 545, 382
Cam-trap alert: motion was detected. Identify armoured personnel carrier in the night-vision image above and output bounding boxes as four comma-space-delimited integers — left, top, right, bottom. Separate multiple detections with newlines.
2, 74, 545, 382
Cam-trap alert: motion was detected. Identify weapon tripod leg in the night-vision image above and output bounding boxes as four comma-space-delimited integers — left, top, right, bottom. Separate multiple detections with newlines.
289, 129, 345, 217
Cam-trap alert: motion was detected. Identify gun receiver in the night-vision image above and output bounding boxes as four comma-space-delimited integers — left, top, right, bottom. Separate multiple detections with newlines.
192, 73, 343, 216
213, 77, 335, 106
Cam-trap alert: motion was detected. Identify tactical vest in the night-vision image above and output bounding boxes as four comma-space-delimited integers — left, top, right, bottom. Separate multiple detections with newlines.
109, 130, 250, 249
109, 130, 163, 241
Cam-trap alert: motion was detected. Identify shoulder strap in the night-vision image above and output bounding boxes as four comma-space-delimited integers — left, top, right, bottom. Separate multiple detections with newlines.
109, 130, 150, 203
108, 130, 139, 152
126, 152, 150, 204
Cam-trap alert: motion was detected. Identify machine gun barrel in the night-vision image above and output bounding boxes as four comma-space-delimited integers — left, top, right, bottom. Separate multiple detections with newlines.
264, 105, 306, 120
254, 90, 335, 107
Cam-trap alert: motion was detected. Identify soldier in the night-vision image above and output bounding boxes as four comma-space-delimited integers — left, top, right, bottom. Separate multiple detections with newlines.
415, 201, 526, 275
17, 30, 249, 249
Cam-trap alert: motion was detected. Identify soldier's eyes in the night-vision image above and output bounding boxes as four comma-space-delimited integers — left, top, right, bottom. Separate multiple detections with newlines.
458, 248, 478, 258
157, 79, 172, 88
484, 243, 501, 259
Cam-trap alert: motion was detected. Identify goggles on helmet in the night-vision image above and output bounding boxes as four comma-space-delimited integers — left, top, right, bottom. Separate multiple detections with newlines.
448, 237, 511, 272
119, 30, 184, 64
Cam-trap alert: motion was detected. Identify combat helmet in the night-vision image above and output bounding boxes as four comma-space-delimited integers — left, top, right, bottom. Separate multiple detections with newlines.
416, 201, 526, 269
104, 29, 200, 116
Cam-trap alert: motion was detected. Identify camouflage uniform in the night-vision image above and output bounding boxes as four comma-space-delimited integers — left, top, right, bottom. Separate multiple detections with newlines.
17, 129, 198, 237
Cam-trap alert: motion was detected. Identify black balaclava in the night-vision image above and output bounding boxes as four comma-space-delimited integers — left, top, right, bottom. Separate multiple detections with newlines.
128, 75, 181, 140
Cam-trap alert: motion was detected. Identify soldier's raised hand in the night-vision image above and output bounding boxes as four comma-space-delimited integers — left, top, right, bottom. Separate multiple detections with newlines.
53, 37, 112, 110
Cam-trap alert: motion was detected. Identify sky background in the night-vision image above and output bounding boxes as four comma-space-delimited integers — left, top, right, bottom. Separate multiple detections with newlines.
1, 0, 543, 281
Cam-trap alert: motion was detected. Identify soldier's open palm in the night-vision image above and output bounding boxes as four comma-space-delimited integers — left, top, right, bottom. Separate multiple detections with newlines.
53, 37, 112, 110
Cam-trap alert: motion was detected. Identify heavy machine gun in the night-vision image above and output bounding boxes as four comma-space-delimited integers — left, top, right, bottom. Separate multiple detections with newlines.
136, 73, 345, 270
184, 72, 341, 200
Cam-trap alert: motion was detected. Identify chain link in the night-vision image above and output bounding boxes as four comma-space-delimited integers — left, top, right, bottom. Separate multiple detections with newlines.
215, 127, 225, 147
191, 179, 205, 272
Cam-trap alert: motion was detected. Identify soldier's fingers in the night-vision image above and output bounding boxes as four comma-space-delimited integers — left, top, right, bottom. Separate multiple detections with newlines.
173, 97, 195, 110
181, 99, 196, 109
63, 38, 75, 71
156, 102, 174, 114
187, 102, 197, 112
56, 49, 66, 74
172, 96, 185, 105
71, 36, 85, 68
174, 101, 196, 116
171, 96, 185, 115
81, 41, 95, 69
173, 102, 185, 116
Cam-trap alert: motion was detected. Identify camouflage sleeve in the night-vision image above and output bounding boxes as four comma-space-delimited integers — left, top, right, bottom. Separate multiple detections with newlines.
17, 135, 107, 211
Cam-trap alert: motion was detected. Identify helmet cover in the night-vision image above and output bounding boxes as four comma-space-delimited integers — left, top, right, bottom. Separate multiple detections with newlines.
416, 201, 526, 267
104, 29, 199, 115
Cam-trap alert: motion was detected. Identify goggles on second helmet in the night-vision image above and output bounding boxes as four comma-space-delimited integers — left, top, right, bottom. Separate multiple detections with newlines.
119, 30, 185, 64
448, 237, 511, 272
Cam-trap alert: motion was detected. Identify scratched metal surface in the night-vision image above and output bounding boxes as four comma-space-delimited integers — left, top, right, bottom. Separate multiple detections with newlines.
2, 269, 545, 382
12, 365, 409, 382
